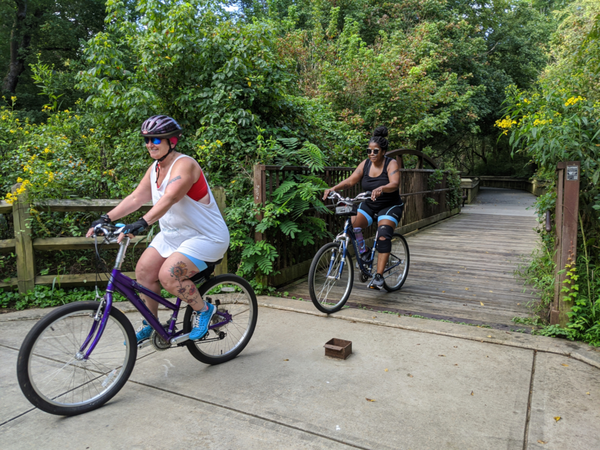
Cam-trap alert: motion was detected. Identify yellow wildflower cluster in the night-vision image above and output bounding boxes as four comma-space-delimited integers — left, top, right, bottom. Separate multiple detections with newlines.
495, 116, 516, 135
533, 119, 552, 126
565, 96, 584, 107
4, 180, 31, 204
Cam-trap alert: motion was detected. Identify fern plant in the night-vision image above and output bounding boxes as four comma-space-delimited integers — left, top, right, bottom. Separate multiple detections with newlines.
229, 134, 332, 292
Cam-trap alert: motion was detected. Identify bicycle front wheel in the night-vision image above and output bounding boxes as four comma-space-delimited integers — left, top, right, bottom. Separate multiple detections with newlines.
17, 301, 137, 416
376, 233, 410, 292
309, 241, 354, 314
184, 274, 258, 365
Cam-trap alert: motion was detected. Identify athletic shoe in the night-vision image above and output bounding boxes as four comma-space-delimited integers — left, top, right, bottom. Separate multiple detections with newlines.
361, 247, 372, 262
356, 247, 371, 268
189, 302, 217, 340
370, 273, 384, 290
125, 320, 153, 346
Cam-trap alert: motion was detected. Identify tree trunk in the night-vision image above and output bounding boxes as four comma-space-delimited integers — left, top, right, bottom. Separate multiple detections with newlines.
2, 0, 31, 94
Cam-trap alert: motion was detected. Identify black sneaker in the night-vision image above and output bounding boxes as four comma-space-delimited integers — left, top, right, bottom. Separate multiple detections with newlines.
360, 247, 371, 263
356, 247, 371, 268
370, 273, 384, 290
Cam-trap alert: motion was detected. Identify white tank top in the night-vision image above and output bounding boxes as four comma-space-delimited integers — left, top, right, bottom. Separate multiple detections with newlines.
150, 155, 229, 245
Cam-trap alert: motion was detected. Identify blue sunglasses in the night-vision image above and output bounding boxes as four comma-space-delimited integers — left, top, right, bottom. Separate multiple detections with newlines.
144, 137, 162, 145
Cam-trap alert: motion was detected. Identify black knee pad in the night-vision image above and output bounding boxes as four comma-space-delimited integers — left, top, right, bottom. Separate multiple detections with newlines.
376, 225, 394, 253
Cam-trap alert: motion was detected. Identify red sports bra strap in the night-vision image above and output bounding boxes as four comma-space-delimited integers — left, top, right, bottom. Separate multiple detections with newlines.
187, 170, 208, 201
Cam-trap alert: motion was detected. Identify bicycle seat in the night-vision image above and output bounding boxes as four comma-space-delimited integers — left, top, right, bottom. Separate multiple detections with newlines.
190, 258, 223, 285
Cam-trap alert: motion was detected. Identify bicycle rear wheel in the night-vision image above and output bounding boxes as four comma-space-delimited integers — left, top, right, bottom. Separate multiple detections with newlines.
308, 241, 354, 314
184, 274, 258, 365
17, 301, 137, 416
377, 233, 410, 292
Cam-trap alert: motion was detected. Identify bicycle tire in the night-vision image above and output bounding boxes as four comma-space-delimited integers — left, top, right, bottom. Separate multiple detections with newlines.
17, 301, 137, 416
308, 241, 354, 314
184, 274, 258, 365
373, 233, 409, 292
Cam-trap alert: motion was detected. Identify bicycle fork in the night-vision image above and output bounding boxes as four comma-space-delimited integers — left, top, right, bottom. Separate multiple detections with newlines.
326, 241, 347, 280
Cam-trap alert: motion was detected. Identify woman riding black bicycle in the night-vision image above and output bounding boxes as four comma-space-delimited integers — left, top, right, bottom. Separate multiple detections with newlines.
323, 126, 403, 290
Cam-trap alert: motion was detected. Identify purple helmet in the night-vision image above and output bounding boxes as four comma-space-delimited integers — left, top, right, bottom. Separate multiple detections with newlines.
140, 115, 182, 138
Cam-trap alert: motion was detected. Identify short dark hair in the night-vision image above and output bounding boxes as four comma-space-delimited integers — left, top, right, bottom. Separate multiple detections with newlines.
369, 126, 389, 152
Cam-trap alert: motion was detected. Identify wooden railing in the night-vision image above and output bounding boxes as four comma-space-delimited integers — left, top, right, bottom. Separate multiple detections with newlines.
0, 187, 227, 293
478, 176, 549, 196
460, 177, 550, 205
253, 164, 461, 286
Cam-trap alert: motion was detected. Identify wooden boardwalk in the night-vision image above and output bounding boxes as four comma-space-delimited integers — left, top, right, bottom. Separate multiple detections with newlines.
284, 188, 541, 331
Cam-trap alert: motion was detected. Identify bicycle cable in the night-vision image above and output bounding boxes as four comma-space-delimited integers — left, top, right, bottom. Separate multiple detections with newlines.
93, 231, 112, 300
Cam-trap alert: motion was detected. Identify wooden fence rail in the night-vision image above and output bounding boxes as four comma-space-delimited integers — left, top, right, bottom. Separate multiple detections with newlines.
2, 162, 461, 292
0, 187, 227, 293
253, 164, 461, 286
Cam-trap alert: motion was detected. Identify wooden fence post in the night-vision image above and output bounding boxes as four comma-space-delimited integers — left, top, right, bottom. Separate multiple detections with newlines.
551, 161, 580, 326
12, 184, 35, 294
253, 164, 266, 242
252, 164, 267, 286
212, 186, 228, 276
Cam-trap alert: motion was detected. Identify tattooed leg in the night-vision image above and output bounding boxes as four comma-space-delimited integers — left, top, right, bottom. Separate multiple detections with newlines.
159, 254, 204, 311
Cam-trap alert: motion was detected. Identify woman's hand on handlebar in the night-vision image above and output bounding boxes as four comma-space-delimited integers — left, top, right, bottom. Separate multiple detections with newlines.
323, 188, 335, 200
371, 187, 383, 201
116, 218, 148, 244
86, 214, 111, 238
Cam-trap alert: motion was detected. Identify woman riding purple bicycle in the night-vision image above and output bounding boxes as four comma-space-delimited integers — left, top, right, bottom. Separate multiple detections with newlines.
86, 115, 229, 342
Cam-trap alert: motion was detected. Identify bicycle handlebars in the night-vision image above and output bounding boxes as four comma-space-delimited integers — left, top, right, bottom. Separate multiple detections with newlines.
327, 191, 372, 204
93, 224, 127, 244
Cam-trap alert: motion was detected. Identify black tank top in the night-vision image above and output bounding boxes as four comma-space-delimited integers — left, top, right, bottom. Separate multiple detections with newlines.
361, 157, 401, 210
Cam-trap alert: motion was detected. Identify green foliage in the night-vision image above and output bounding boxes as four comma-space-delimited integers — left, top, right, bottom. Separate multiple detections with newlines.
504, 0, 600, 346
0, 0, 106, 116
269, 0, 557, 174
0, 285, 128, 311
231, 172, 330, 291
445, 170, 462, 210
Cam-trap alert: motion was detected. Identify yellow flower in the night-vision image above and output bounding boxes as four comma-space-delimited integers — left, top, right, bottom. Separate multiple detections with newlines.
17, 177, 23, 183
494, 116, 515, 129
565, 96, 585, 106
44, 147, 50, 153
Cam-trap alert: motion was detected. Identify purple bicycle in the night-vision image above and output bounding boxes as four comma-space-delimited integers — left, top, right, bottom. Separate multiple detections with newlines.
16, 224, 258, 416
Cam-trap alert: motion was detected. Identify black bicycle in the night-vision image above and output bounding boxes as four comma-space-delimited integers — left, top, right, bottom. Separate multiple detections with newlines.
308, 191, 410, 313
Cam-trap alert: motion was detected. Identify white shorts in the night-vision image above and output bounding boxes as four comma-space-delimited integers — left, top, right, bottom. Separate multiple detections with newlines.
150, 232, 228, 264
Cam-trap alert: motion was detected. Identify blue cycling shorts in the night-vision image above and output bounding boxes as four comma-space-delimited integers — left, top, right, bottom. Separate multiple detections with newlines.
357, 202, 404, 227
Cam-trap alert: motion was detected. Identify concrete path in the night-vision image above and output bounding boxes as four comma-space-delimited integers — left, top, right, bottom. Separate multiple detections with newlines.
1, 298, 599, 449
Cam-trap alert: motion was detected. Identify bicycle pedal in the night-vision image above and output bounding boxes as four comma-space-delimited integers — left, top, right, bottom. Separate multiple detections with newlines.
137, 340, 152, 350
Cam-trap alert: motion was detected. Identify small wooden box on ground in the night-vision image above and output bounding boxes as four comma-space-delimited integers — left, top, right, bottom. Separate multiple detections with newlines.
324, 338, 352, 360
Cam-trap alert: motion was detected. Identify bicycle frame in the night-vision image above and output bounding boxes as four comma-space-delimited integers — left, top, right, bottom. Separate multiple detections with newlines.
331, 216, 402, 280
331, 218, 376, 277
78, 236, 227, 360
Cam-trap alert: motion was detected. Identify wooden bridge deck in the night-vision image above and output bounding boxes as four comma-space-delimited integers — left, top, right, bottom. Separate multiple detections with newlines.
284, 188, 541, 331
